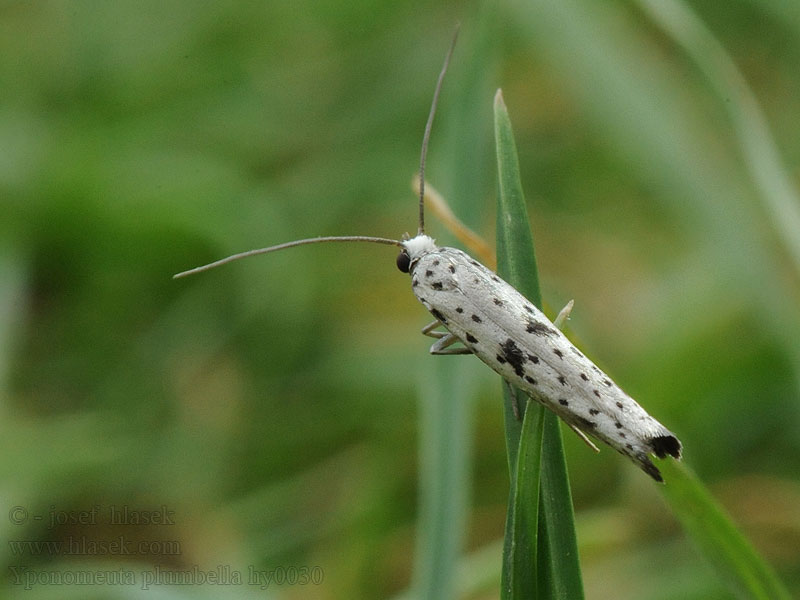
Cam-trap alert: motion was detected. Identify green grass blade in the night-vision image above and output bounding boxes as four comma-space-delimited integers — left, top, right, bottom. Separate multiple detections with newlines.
495, 89, 584, 600
504, 396, 545, 598
659, 459, 792, 600
494, 86, 542, 474
535, 412, 583, 599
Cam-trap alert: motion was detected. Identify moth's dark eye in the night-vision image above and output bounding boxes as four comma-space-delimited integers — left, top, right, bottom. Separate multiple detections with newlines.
396, 250, 411, 273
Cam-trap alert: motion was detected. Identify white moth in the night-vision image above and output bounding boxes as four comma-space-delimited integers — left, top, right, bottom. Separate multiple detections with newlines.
175, 31, 682, 481
399, 236, 681, 481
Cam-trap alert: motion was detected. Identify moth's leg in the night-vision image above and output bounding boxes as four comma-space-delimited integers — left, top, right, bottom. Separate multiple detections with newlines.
422, 320, 472, 355
554, 299, 574, 330
429, 333, 472, 355
567, 423, 600, 453
421, 320, 447, 338
505, 381, 522, 421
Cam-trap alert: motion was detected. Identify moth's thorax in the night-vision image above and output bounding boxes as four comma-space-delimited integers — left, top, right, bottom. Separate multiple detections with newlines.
402, 234, 438, 262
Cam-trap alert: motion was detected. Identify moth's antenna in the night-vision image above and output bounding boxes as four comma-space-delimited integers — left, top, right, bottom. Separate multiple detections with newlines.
173, 235, 402, 279
418, 25, 459, 235
176, 33, 459, 280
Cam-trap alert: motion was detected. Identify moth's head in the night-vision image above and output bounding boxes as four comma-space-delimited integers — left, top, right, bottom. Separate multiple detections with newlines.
396, 234, 437, 273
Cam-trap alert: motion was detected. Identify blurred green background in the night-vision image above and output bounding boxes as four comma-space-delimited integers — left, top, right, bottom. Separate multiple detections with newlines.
1, 1, 799, 598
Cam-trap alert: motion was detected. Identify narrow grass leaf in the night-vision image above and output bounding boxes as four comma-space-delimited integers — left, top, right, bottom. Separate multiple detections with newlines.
495, 89, 584, 600
504, 397, 545, 598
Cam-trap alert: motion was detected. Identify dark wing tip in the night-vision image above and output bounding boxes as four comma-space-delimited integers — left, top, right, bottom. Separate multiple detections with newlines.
641, 458, 664, 483
650, 434, 682, 460
637, 434, 682, 482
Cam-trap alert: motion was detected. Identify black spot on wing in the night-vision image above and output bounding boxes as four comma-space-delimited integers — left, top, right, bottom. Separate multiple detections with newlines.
493, 298, 503, 306
526, 320, 557, 336
589, 409, 600, 416
425, 269, 433, 277
499, 339, 526, 377
471, 314, 482, 323
553, 348, 564, 359
557, 375, 567, 386
448, 265, 456, 273
524, 376, 536, 385
580, 373, 589, 381
527, 354, 539, 364
558, 399, 569, 406
455, 307, 464, 313
432, 282, 443, 290
465, 333, 478, 344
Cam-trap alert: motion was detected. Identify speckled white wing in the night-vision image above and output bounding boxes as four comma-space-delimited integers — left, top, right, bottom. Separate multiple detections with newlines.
409, 245, 681, 481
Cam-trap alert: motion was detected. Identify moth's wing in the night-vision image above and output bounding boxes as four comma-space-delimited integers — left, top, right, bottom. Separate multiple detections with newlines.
411, 247, 681, 481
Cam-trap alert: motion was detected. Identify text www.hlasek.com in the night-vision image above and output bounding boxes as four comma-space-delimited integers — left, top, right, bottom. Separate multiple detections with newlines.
8, 536, 181, 557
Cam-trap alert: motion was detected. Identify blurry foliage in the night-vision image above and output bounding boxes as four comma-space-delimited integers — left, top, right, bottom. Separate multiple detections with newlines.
1, 1, 799, 598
